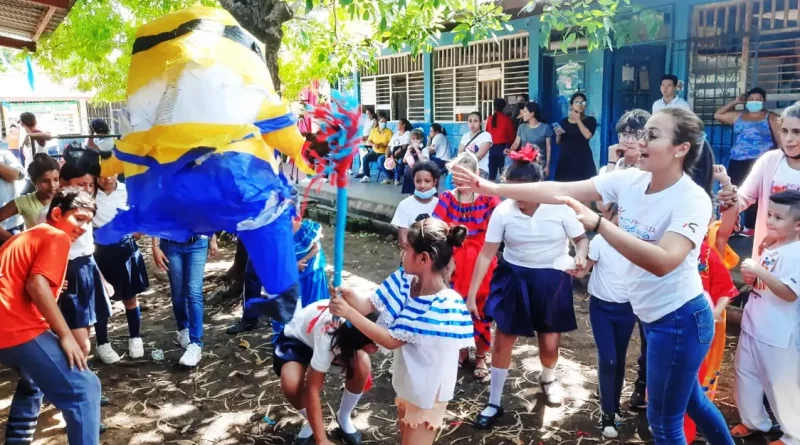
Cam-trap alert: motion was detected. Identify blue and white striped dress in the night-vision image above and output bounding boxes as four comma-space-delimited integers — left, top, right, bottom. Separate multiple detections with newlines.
370, 269, 474, 409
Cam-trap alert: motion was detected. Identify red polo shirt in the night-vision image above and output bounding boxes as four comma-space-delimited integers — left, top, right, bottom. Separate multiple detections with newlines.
485, 112, 515, 146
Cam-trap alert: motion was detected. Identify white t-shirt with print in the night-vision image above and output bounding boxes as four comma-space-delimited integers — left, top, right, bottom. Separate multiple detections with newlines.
588, 234, 629, 304
485, 199, 584, 269
741, 241, 800, 349
770, 158, 800, 194
592, 169, 712, 322
459, 131, 493, 173
389, 131, 411, 149
391, 196, 439, 229
282, 300, 337, 373
430, 133, 450, 160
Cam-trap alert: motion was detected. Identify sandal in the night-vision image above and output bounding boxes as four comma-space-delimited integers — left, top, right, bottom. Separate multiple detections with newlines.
731, 424, 756, 438
473, 354, 490, 381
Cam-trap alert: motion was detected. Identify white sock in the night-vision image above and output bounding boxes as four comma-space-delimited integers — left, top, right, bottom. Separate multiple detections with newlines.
541, 365, 556, 383
480, 367, 509, 417
337, 389, 362, 434
297, 408, 313, 439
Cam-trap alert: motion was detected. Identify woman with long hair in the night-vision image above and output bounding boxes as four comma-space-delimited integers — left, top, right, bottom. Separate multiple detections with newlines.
484, 98, 515, 181
554, 92, 597, 181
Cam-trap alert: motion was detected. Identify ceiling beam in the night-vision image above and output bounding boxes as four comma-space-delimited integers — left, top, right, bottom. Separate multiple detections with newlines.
0, 36, 36, 52
32, 6, 57, 41
24, 0, 69, 9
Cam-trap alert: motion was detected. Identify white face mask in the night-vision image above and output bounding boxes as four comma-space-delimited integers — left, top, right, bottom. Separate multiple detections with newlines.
95, 138, 115, 152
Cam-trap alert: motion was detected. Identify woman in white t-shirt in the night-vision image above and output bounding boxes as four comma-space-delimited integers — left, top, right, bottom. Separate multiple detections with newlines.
458, 112, 493, 178
469, 147, 588, 430
391, 161, 441, 249
428, 123, 451, 172
273, 301, 379, 445
452, 108, 734, 445
330, 218, 474, 445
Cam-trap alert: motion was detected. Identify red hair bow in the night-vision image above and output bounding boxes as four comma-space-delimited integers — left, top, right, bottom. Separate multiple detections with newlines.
509, 144, 540, 163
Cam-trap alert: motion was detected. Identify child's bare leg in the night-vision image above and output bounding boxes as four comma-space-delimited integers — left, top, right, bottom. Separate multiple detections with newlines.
280, 362, 307, 410
400, 424, 437, 445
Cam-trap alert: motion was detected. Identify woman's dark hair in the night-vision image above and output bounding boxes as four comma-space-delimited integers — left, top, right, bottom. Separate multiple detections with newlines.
504, 155, 543, 183
28, 153, 60, 181
516, 94, 529, 103
431, 123, 447, 136
377, 111, 389, 121
364, 107, 375, 118
47, 187, 96, 220
746, 87, 767, 101
411, 160, 441, 184
91, 119, 110, 135
407, 218, 467, 271
523, 102, 542, 122
398, 119, 412, 132
657, 107, 705, 175
570, 92, 587, 105
469, 111, 482, 121
615, 109, 651, 134
330, 312, 380, 380
491, 98, 507, 127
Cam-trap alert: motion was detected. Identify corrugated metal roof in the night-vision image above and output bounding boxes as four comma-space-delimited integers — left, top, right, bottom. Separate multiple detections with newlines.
0, 0, 75, 50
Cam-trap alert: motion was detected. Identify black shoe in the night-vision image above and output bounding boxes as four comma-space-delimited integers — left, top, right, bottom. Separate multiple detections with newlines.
600, 412, 619, 439
473, 403, 503, 430
100, 395, 110, 406
629, 380, 647, 409
225, 318, 261, 335
353, 173, 365, 179
100, 423, 108, 434
334, 427, 362, 445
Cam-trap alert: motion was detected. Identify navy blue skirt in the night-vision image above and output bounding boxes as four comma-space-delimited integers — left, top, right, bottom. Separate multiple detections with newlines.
485, 258, 577, 337
94, 236, 150, 301
59, 255, 110, 329
272, 330, 313, 377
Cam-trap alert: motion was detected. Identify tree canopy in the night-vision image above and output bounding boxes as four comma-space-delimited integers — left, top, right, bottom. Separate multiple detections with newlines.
30, 0, 660, 102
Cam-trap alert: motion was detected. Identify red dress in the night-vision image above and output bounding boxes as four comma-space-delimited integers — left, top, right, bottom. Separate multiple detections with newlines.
433, 191, 501, 346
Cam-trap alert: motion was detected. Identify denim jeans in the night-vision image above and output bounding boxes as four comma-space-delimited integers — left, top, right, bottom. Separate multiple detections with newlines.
642, 295, 734, 445
589, 296, 636, 415
637, 320, 648, 384
161, 238, 208, 346
0, 331, 101, 444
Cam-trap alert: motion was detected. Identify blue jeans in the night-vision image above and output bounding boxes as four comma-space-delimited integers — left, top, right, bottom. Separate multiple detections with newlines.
0, 331, 101, 444
161, 238, 208, 346
642, 295, 734, 445
242, 259, 262, 323
589, 296, 636, 415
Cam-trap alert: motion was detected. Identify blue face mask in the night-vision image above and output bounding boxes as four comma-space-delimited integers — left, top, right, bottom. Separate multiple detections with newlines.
745, 101, 764, 113
414, 188, 437, 200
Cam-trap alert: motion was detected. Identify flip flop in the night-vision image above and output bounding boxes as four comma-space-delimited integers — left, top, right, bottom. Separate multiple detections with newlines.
731, 424, 756, 438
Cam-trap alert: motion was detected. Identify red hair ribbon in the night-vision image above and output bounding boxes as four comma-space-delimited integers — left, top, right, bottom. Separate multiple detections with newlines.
508, 144, 540, 163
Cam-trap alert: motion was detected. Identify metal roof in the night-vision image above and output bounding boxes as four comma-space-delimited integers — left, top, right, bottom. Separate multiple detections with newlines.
0, 0, 74, 51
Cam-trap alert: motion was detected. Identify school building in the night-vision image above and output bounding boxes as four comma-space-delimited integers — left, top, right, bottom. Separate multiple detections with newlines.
353, 0, 800, 166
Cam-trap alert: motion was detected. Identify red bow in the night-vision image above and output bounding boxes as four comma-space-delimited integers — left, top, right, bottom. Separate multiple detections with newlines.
509, 144, 539, 163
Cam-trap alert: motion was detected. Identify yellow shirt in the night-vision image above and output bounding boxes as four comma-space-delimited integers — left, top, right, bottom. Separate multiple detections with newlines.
368, 128, 393, 154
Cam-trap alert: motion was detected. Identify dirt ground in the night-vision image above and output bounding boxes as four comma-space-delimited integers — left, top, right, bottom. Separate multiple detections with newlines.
0, 227, 770, 445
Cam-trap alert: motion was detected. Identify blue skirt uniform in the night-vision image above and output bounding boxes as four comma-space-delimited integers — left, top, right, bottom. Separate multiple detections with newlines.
59, 255, 111, 329
94, 235, 150, 301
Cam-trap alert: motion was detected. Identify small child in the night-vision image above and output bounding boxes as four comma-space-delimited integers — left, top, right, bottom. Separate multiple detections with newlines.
730, 190, 800, 445
401, 129, 429, 194
330, 218, 474, 445
391, 161, 440, 250
272, 300, 378, 445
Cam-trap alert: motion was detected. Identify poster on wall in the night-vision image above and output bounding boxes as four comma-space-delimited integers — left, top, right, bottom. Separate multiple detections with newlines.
556, 62, 585, 97
2, 101, 82, 136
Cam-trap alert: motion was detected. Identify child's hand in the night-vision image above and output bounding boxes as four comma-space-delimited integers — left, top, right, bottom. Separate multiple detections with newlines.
329, 296, 354, 319
713, 304, 725, 321
716, 187, 739, 212
298, 260, 308, 272
152, 247, 169, 272
712, 164, 729, 183
741, 258, 762, 285
61, 280, 69, 292
208, 239, 219, 259
466, 295, 480, 320
59, 334, 88, 371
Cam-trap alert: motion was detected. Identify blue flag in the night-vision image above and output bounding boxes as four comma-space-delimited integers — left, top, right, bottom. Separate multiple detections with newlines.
25, 55, 35, 91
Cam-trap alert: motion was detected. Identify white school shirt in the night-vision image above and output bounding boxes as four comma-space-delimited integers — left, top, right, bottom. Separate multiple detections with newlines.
391, 196, 439, 229
592, 169, 712, 322
459, 131, 493, 173
69, 225, 95, 259
652, 96, 691, 113
0, 150, 25, 230
588, 235, 629, 304
485, 199, 584, 269
282, 299, 337, 373
741, 242, 800, 349
770, 158, 800, 194
94, 182, 128, 228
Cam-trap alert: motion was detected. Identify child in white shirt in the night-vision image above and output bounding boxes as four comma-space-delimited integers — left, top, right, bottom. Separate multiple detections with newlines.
330, 218, 474, 445
732, 190, 800, 445
391, 161, 440, 249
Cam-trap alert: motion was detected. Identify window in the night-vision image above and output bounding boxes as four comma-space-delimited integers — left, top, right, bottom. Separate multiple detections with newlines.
433, 34, 530, 122
360, 54, 424, 121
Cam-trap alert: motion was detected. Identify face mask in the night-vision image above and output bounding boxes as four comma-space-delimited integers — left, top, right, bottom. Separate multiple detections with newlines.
379, 122, 386, 130
414, 188, 436, 200
96, 138, 115, 152
746, 101, 764, 113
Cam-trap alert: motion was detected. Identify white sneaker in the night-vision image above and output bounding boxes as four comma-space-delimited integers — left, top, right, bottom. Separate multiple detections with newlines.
541, 379, 564, 406
176, 329, 190, 349
359, 176, 372, 183
179, 344, 202, 367
96, 343, 121, 364
128, 337, 144, 359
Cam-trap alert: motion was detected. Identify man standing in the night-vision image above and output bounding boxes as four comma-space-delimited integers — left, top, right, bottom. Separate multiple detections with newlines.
0, 144, 26, 244
19, 112, 53, 169
652, 74, 691, 113
0, 188, 102, 444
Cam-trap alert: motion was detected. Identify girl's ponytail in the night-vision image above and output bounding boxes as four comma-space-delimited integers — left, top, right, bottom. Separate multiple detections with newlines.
330, 312, 379, 379
446, 225, 467, 248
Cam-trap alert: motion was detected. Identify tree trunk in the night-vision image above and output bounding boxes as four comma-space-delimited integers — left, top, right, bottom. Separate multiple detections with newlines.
217, 0, 294, 297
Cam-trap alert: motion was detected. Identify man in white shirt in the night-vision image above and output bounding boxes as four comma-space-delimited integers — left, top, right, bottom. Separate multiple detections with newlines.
0, 148, 26, 243
652, 75, 691, 113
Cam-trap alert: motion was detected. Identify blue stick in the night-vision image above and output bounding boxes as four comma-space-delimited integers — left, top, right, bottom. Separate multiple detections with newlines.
333, 186, 347, 288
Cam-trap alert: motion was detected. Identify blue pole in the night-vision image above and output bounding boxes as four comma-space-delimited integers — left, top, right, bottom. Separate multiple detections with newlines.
333, 187, 347, 287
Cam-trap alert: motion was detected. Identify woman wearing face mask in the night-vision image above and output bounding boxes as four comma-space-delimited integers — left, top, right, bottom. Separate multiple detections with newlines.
554, 92, 597, 182
391, 161, 441, 250
458, 112, 493, 179
356, 114, 393, 183
452, 108, 734, 445
714, 88, 781, 236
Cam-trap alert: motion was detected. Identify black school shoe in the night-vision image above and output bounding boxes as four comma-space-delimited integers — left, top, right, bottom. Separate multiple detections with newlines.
629, 380, 647, 409
225, 318, 261, 335
334, 427, 362, 445
473, 404, 503, 430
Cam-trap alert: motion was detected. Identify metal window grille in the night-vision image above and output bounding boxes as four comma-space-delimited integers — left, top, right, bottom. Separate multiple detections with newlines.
85, 102, 124, 134
359, 53, 424, 121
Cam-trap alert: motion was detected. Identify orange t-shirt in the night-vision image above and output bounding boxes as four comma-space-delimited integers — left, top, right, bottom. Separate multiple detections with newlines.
0, 224, 71, 349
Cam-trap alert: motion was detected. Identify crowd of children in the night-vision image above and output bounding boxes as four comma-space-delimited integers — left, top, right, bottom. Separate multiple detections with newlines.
1, 103, 799, 445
